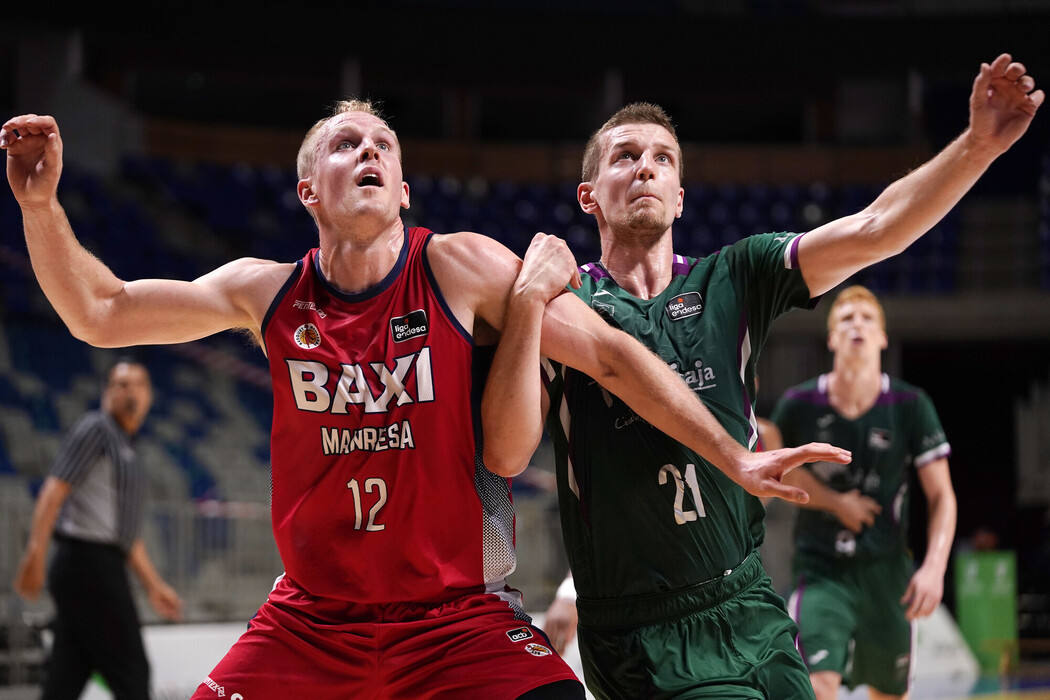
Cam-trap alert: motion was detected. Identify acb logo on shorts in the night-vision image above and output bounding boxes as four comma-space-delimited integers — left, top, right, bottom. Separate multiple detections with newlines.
506, 626, 534, 643
525, 643, 552, 657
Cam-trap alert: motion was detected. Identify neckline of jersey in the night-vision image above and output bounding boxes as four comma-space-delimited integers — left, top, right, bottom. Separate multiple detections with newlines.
818, 372, 891, 420
312, 223, 409, 303
591, 256, 695, 304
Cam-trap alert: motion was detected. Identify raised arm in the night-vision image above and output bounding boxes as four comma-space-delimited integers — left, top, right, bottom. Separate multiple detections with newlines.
2, 115, 288, 347
798, 54, 1043, 297
901, 458, 957, 620
429, 231, 850, 502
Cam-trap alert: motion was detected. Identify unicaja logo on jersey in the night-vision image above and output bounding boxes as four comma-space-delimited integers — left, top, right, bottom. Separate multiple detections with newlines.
665, 291, 703, 321
294, 323, 322, 349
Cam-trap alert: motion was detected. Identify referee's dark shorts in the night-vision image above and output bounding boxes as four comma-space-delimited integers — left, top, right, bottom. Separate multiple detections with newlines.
44, 534, 149, 700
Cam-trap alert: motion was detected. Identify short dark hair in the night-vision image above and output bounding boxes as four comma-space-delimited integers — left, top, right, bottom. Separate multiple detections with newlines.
582, 102, 683, 182
105, 356, 149, 387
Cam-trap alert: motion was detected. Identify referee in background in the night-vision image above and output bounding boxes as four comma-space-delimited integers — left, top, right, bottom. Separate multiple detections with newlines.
14, 358, 182, 700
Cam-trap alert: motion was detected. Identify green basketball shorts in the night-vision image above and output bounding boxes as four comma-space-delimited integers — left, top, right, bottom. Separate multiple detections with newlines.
789, 550, 915, 696
576, 552, 814, 699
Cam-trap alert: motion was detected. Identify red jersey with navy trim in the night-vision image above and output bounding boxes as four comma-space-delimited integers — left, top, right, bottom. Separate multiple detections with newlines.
261, 226, 516, 606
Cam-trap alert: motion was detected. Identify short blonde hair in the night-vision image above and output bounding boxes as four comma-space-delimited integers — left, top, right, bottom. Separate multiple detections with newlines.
582, 102, 683, 182
827, 285, 886, 333
296, 99, 391, 180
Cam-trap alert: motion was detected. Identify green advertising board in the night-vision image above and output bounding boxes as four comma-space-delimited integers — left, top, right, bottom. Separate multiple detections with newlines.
955, 550, 1018, 675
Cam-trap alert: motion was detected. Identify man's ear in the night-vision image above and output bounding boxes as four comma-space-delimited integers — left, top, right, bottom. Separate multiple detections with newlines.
400, 181, 411, 210
578, 182, 599, 215
298, 178, 319, 209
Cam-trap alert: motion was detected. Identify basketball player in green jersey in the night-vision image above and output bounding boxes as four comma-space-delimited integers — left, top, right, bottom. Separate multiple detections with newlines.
773, 286, 955, 700
482, 54, 1039, 699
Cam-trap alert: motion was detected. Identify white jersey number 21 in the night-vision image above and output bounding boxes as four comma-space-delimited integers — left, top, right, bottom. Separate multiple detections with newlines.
658, 463, 706, 525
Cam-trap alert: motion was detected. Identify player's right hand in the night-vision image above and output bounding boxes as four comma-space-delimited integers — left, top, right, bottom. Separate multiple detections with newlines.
513, 232, 582, 304
737, 443, 851, 504
833, 489, 881, 533
1, 114, 64, 209
13, 553, 45, 601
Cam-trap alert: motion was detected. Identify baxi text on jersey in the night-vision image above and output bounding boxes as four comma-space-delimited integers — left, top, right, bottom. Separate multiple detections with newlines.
321, 421, 415, 455
285, 348, 434, 415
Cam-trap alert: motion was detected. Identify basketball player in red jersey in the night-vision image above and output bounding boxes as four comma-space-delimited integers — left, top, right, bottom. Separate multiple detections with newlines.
2, 103, 847, 699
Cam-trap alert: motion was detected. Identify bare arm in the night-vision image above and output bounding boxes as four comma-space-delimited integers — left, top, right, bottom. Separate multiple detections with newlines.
784, 468, 881, 533
901, 458, 956, 620
127, 539, 183, 621
481, 234, 579, 476
2, 115, 288, 346
13, 476, 71, 601
798, 54, 1043, 297
430, 232, 850, 501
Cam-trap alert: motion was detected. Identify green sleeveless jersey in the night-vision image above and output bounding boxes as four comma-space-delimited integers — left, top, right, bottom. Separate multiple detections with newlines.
771, 374, 950, 560
543, 232, 814, 601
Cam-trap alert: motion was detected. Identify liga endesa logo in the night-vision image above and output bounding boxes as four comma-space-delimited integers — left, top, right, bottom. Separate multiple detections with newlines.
665, 291, 703, 321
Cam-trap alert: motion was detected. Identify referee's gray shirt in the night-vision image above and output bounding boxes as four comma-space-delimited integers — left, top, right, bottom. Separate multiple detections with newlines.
50, 411, 146, 552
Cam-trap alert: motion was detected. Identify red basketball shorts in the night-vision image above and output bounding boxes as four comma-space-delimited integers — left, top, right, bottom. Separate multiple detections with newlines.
190, 578, 580, 700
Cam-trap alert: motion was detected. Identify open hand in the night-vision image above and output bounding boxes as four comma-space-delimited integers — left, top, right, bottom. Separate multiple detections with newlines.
901, 563, 944, 621
737, 443, 851, 504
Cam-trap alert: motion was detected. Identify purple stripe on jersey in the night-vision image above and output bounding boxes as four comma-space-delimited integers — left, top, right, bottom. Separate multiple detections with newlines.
788, 233, 804, 269
736, 311, 756, 446
782, 388, 831, 406
580, 263, 609, 283
875, 390, 920, 405
671, 254, 695, 277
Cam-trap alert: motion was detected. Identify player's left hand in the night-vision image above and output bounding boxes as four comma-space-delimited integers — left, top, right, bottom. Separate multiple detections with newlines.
901, 563, 944, 621
737, 443, 851, 504
969, 53, 1043, 156
149, 581, 184, 622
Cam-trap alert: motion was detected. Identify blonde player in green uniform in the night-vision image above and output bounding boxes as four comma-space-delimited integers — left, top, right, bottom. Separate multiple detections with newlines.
482, 54, 1039, 699
773, 286, 956, 700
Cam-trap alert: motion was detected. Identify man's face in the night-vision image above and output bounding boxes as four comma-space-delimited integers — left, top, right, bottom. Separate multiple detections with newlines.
579, 123, 683, 240
300, 112, 410, 227
827, 300, 887, 359
103, 363, 153, 428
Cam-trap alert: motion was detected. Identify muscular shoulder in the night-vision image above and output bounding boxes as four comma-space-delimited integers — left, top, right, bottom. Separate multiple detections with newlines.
424, 232, 520, 332
425, 231, 519, 280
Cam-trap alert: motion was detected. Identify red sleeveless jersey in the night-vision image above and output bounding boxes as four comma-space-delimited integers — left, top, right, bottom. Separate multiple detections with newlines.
261, 226, 516, 606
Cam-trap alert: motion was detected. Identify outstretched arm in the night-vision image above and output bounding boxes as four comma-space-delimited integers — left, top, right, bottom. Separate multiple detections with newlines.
431, 232, 851, 502
901, 458, 956, 620
798, 54, 1043, 297
2, 115, 287, 347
